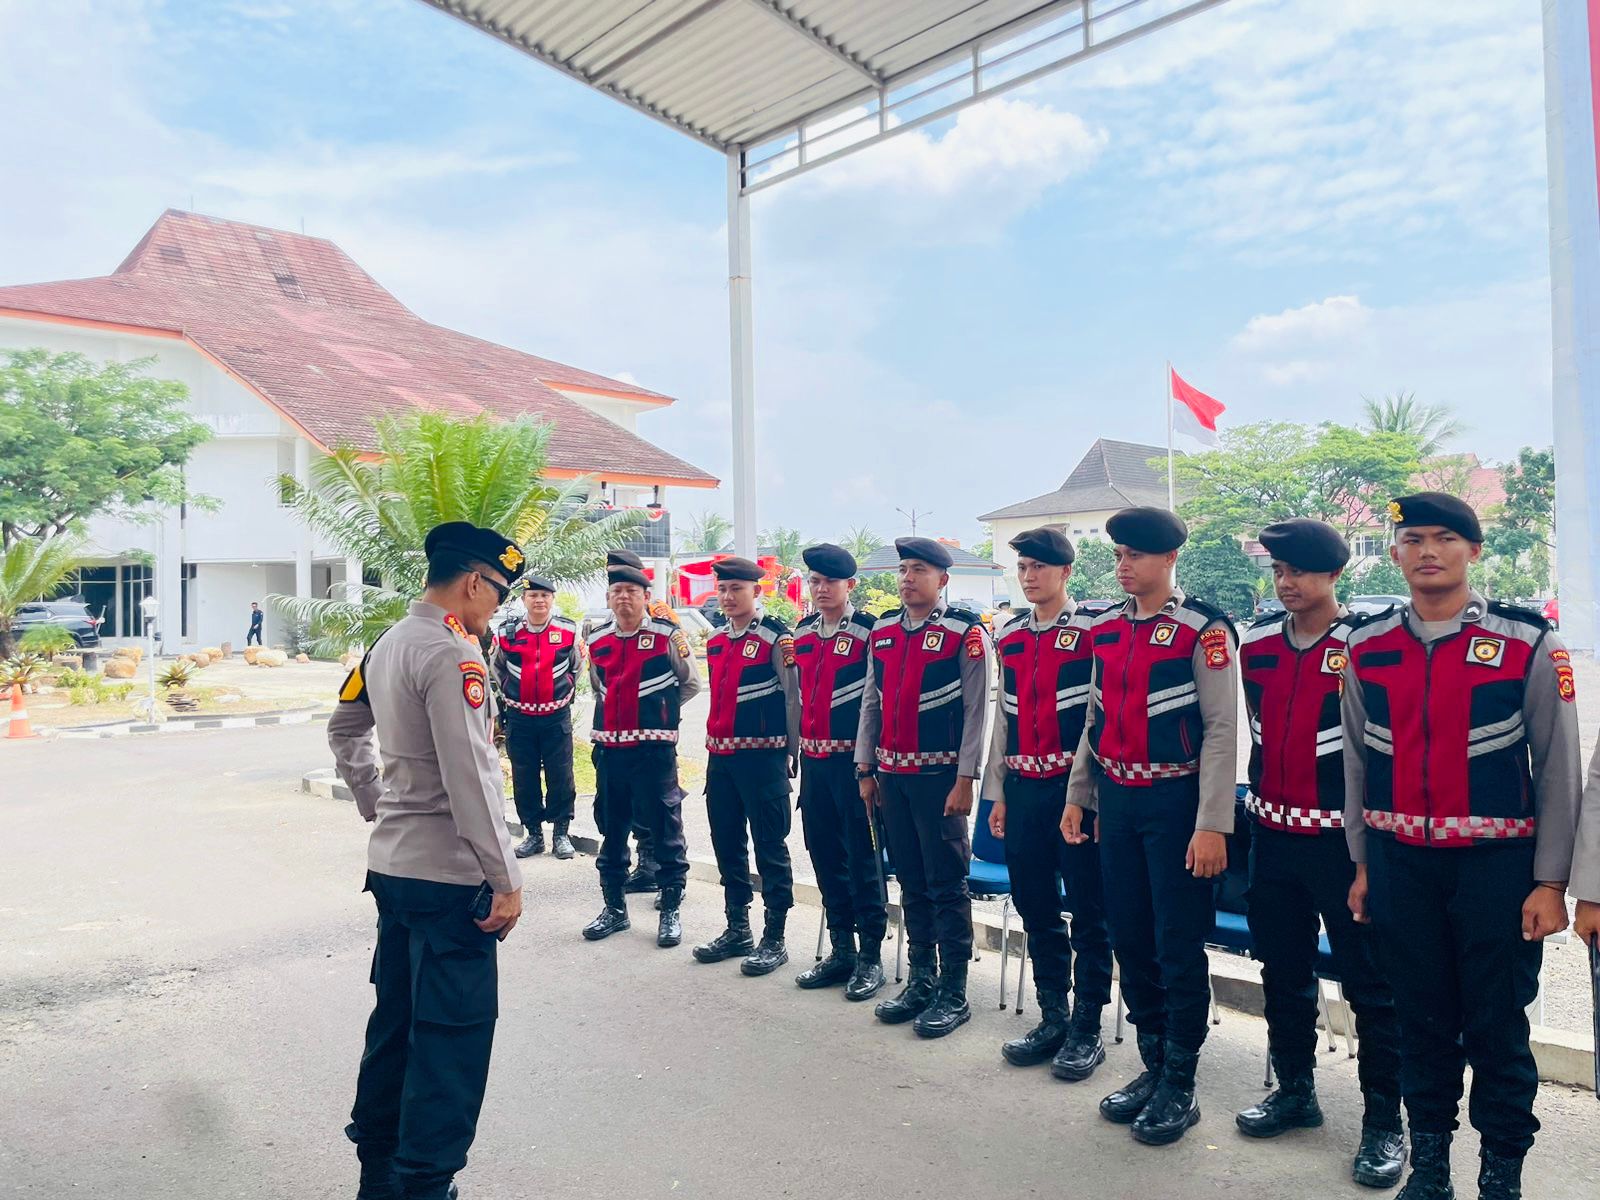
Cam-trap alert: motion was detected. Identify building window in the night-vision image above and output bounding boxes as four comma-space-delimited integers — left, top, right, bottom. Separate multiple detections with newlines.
120, 564, 153, 637
1351, 534, 1386, 558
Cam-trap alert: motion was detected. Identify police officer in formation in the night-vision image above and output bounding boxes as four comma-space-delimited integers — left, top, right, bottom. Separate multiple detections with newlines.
982, 526, 1112, 1079
1063, 507, 1238, 1146
328, 521, 527, 1200
1343, 493, 1582, 1200
791, 543, 889, 999
1235, 519, 1404, 1186
492, 573, 581, 860
857, 537, 992, 1038
581, 557, 700, 947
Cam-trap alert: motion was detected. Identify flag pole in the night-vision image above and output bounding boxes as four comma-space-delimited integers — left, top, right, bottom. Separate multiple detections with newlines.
1165, 360, 1176, 512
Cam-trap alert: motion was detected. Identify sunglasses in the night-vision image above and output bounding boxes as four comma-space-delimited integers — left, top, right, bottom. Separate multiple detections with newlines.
473, 572, 511, 604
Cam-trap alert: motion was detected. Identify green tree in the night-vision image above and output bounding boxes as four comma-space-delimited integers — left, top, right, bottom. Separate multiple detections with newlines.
270, 413, 642, 655
839, 524, 884, 560
760, 526, 805, 568
678, 510, 731, 554
1361, 392, 1464, 458
1351, 557, 1408, 597
1067, 538, 1118, 602
0, 349, 211, 548
1483, 447, 1555, 595
850, 571, 897, 610
972, 537, 995, 562
1177, 529, 1260, 619
0, 535, 87, 657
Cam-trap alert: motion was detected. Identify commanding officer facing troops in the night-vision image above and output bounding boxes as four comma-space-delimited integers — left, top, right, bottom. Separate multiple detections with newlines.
791, 543, 888, 1000
857, 537, 991, 1038
581, 558, 700, 948
1344, 493, 1582, 1200
983, 526, 1112, 1079
492, 574, 581, 861
693, 556, 802, 976
1236, 520, 1404, 1188
328, 521, 526, 1200
1062, 506, 1238, 1147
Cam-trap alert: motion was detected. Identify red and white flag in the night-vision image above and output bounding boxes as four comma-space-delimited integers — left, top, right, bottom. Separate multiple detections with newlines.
1169, 367, 1225, 447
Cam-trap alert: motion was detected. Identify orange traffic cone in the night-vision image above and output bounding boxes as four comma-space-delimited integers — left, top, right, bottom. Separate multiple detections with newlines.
6, 683, 37, 739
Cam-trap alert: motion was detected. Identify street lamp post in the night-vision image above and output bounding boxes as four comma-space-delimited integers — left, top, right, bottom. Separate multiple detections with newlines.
139, 595, 159, 724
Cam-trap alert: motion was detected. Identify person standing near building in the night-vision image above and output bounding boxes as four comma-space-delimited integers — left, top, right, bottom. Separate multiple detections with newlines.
247, 601, 264, 646
693, 556, 801, 976
857, 537, 991, 1038
1344, 493, 1581, 1200
581, 558, 699, 948
327, 521, 526, 1200
1061, 506, 1237, 1147
492, 575, 582, 861
791, 543, 887, 1000
1234, 519, 1404, 1188
983, 526, 1112, 1079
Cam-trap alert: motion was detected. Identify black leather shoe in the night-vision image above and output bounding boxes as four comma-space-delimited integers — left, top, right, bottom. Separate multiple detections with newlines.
1396, 1132, 1454, 1200
845, 943, 885, 1001
1353, 1126, 1407, 1189
581, 885, 629, 940
1051, 1003, 1106, 1081
1130, 1048, 1201, 1146
622, 855, 660, 893
1100, 1032, 1164, 1124
875, 945, 937, 1024
514, 830, 544, 858
551, 822, 576, 860
1001, 988, 1069, 1066
1475, 1150, 1523, 1200
656, 885, 683, 948
741, 909, 790, 976
912, 957, 970, 1038
693, 905, 754, 963
1236, 1067, 1323, 1138
796, 931, 856, 989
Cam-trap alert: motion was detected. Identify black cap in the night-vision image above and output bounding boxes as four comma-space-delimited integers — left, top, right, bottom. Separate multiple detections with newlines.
423, 521, 527, 583
1388, 492, 1483, 543
802, 543, 857, 579
523, 574, 556, 594
607, 549, 644, 568
1008, 526, 1075, 566
712, 556, 766, 582
1106, 507, 1188, 554
895, 536, 954, 570
606, 565, 650, 589
1257, 519, 1350, 573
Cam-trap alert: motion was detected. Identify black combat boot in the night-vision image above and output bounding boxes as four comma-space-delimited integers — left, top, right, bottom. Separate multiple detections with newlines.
623, 850, 659, 894
580, 884, 629, 940
551, 821, 576, 860
875, 944, 938, 1024
1395, 1132, 1454, 1200
693, 904, 755, 963
845, 938, 886, 1001
1001, 988, 1070, 1066
1235, 1063, 1323, 1137
514, 827, 544, 858
355, 1156, 400, 1199
1100, 1032, 1165, 1124
1352, 1092, 1405, 1189
1130, 1045, 1202, 1146
1475, 1150, 1523, 1200
741, 908, 790, 976
796, 929, 857, 989
1052, 1002, 1106, 1081
656, 885, 683, 948
912, 956, 971, 1038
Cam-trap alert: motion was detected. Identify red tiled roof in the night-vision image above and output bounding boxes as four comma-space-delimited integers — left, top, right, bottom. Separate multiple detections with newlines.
0, 210, 716, 488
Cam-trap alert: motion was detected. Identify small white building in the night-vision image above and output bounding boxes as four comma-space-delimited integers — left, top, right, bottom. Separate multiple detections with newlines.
855, 543, 1003, 611
0, 210, 714, 650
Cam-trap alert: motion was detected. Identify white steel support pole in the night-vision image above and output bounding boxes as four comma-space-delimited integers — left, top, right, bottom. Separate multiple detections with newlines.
727, 150, 758, 558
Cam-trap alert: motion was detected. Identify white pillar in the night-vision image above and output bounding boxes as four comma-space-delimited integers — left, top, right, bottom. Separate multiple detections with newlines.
727, 150, 758, 558
293, 438, 315, 602
1544, 0, 1600, 652
344, 555, 363, 606
155, 512, 180, 654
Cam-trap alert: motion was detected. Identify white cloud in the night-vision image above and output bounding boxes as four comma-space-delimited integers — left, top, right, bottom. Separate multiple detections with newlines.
1233, 295, 1371, 354
198, 145, 568, 205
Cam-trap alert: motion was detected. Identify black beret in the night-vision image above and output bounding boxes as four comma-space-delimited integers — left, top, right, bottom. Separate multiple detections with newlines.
606, 565, 650, 589
522, 574, 555, 594
1388, 492, 1483, 543
1105, 507, 1188, 554
1008, 526, 1076, 566
607, 549, 644, 568
1257, 519, 1349, 573
712, 555, 766, 582
802, 542, 857, 579
423, 521, 526, 583
895, 536, 953, 570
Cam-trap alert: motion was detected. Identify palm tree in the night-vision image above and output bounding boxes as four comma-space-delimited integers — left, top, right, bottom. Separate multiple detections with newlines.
760, 526, 806, 568
678, 510, 733, 554
840, 524, 884, 560
0, 535, 86, 658
269, 412, 642, 656
1361, 392, 1464, 458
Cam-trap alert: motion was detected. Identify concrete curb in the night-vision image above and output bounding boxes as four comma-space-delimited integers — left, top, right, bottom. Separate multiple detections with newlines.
54, 705, 331, 740
301, 767, 1597, 1093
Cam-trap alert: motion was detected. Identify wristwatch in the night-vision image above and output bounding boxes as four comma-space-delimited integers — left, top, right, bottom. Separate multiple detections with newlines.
856, 764, 877, 779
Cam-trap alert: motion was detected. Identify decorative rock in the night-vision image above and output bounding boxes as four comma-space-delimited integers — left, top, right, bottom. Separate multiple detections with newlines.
113, 646, 142, 663
243, 646, 260, 665
220, 641, 233, 659
295, 653, 310, 664
256, 649, 288, 668
103, 657, 137, 680
202, 647, 223, 663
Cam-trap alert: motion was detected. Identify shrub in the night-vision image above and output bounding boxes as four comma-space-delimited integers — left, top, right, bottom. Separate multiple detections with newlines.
157, 661, 193, 690
19, 626, 75, 657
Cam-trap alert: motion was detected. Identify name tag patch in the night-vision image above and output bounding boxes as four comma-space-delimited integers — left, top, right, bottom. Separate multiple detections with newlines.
875, 636, 894, 648
1467, 636, 1504, 667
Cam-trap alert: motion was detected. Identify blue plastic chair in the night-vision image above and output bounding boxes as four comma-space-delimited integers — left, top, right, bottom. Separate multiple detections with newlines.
970, 796, 1019, 1008
809, 806, 905, 981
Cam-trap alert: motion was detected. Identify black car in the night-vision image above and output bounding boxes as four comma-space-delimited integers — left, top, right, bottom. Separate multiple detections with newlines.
13, 599, 102, 648
699, 594, 727, 628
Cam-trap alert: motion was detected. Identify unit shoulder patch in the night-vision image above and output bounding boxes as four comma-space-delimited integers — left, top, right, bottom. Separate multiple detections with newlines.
964, 624, 987, 658
777, 633, 796, 667
671, 630, 692, 659
1553, 649, 1576, 702
460, 660, 488, 709
1200, 626, 1231, 670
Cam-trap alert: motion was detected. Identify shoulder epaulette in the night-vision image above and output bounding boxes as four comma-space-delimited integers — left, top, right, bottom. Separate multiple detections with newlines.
1247, 610, 1289, 632
551, 614, 578, 631
796, 611, 820, 630
644, 615, 679, 636
1001, 611, 1031, 632
759, 612, 792, 636
1486, 600, 1549, 631
874, 608, 904, 626
943, 606, 981, 628
848, 610, 876, 632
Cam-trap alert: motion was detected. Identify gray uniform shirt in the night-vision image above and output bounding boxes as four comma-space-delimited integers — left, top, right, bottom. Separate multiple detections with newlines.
1574, 740, 1600, 903
982, 599, 1079, 801
328, 600, 523, 895
1341, 592, 1582, 882
1064, 589, 1239, 834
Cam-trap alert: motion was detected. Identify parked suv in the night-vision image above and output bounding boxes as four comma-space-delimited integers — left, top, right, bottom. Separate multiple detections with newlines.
12, 599, 102, 648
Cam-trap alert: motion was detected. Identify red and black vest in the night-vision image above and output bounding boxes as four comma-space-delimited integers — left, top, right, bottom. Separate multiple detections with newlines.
705, 613, 793, 755
1240, 611, 1365, 832
588, 616, 684, 747
996, 606, 1094, 778
493, 615, 580, 717
869, 606, 985, 774
1349, 599, 1547, 847
1087, 595, 1233, 786
793, 607, 874, 758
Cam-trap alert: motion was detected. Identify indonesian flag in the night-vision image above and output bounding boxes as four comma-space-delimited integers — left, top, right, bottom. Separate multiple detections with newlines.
1170, 367, 1225, 447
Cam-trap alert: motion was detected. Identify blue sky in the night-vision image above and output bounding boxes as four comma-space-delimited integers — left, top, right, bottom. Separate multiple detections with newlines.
0, 0, 1554, 548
